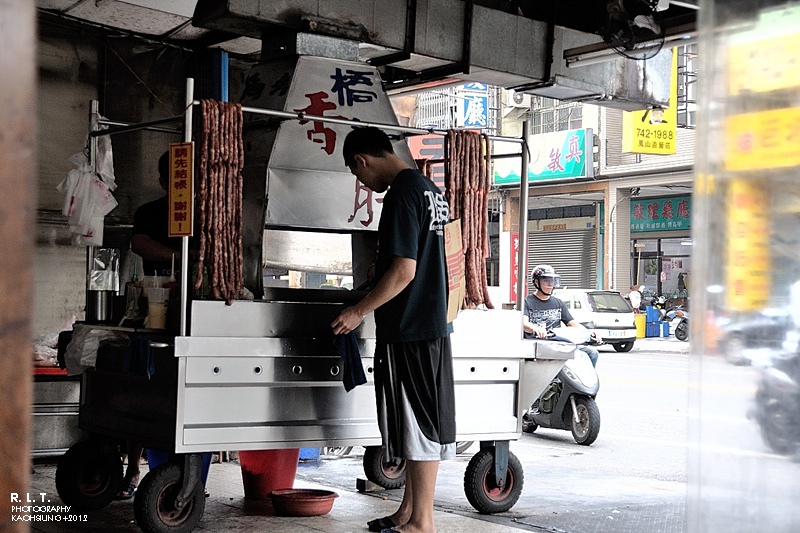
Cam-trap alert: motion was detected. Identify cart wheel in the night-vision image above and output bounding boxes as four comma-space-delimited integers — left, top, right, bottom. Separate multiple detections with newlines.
463, 447, 524, 514
363, 446, 406, 489
55, 440, 123, 511
134, 463, 205, 533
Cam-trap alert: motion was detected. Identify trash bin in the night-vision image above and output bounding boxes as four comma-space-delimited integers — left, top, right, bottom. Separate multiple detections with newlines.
238, 449, 301, 500
634, 314, 646, 339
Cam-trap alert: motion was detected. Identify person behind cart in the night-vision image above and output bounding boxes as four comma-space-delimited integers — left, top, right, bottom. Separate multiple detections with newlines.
332, 127, 456, 533
131, 151, 183, 277
116, 152, 210, 499
523, 264, 601, 367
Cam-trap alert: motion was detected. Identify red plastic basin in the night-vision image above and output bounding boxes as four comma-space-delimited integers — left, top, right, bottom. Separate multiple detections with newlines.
269, 488, 339, 517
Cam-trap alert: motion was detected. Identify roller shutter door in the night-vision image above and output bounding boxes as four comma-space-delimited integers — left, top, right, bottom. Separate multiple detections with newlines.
527, 229, 597, 290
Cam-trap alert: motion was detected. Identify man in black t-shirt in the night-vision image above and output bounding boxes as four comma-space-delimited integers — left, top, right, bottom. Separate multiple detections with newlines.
131, 152, 182, 276
332, 127, 455, 533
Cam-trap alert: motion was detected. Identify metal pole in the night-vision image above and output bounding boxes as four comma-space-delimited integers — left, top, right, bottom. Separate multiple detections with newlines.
515, 120, 530, 310
180, 78, 194, 337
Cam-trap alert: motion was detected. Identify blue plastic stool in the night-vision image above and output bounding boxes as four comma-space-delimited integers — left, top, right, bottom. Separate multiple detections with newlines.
146, 449, 213, 485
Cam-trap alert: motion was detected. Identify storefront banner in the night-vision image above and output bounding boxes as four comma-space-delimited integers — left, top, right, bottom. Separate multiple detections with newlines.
493, 128, 593, 186
727, 6, 800, 96
460, 83, 489, 128
621, 51, 677, 155
630, 195, 691, 232
725, 179, 771, 311
724, 107, 800, 172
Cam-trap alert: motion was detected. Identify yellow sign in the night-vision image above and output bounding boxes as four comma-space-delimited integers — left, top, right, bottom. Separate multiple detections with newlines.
725, 179, 770, 311
621, 51, 678, 155
168, 142, 194, 237
727, 6, 800, 95
724, 107, 800, 172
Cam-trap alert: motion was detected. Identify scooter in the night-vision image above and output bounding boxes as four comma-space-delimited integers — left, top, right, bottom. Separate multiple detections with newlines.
749, 340, 800, 456
666, 307, 689, 342
521, 329, 601, 445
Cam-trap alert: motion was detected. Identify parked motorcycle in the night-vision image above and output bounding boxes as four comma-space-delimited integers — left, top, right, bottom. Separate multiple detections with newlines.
521, 330, 601, 445
666, 307, 689, 342
750, 341, 800, 456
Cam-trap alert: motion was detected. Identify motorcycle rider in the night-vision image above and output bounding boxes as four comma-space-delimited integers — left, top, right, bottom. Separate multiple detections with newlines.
523, 264, 601, 367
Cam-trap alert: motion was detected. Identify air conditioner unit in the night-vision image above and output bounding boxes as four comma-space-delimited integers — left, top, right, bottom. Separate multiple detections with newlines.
507, 91, 531, 109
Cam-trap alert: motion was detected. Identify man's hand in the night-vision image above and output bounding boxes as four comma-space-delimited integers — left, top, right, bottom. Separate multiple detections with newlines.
331, 306, 364, 335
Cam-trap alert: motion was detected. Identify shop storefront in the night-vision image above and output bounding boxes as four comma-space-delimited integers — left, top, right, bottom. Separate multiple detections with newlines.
629, 195, 691, 304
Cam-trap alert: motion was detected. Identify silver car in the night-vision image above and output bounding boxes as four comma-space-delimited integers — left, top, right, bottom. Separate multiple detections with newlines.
552, 288, 638, 352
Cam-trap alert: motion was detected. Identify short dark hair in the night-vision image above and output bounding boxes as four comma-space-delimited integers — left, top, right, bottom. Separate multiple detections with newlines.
342, 127, 394, 168
158, 151, 170, 181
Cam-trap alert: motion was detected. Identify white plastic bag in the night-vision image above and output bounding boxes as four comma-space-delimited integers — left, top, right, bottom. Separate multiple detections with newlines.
56, 149, 118, 244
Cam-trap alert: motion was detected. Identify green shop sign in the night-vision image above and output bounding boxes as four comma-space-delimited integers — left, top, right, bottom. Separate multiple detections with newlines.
630, 196, 691, 232
493, 128, 593, 185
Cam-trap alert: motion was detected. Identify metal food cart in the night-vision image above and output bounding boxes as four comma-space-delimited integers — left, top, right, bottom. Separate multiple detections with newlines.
55, 62, 573, 533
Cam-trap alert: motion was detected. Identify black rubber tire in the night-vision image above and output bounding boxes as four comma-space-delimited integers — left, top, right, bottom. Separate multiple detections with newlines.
570, 397, 601, 445
322, 446, 353, 457
363, 446, 406, 489
55, 440, 123, 511
613, 341, 634, 352
456, 441, 474, 454
675, 322, 689, 342
756, 396, 800, 455
134, 463, 205, 533
521, 410, 538, 433
463, 447, 524, 514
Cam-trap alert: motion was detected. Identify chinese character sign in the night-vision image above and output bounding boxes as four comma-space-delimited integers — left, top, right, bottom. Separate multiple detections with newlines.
461, 95, 488, 128
407, 134, 445, 190
168, 142, 193, 237
629, 196, 691, 232
725, 179, 770, 311
492, 129, 593, 186
621, 51, 678, 155
509, 232, 520, 302
262, 56, 412, 232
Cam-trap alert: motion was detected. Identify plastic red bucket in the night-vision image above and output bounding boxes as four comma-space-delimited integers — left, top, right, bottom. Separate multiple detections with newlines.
238, 449, 300, 500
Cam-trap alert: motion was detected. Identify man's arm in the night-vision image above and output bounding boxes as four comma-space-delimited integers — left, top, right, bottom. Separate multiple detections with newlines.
565, 319, 601, 342
131, 233, 181, 264
331, 256, 416, 335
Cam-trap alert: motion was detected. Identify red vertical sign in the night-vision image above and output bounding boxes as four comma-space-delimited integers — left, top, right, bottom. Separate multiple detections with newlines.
168, 142, 194, 237
509, 232, 519, 303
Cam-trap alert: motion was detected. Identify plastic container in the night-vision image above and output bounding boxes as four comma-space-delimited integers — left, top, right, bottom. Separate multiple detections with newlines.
646, 322, 660, 338
634, 314, 646, 339
299, 447, 321, 461
661, 321, 670, 337
146, 449, 212, 485
239, 449, 300, 500
645, 306, 661, 322
269, 488, 338, 516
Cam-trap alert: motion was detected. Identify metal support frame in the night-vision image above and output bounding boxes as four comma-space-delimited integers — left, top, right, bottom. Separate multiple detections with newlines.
88, 77, 531, 335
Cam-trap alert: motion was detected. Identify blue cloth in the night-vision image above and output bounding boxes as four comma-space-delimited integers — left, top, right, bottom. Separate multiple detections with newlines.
123, 336, 155, 378
334, 332, 367, 392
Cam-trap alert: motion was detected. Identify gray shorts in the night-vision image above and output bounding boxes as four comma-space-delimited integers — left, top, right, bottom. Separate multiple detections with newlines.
374, 338, 456, 462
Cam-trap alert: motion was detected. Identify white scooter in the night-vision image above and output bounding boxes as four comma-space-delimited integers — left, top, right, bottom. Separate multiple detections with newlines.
521, 328, 601, 445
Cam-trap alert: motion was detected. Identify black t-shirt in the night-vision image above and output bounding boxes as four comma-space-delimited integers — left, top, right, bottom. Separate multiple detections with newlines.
374, 169, 449, 343
523, 294, 574, 339
132, 196, 182, 276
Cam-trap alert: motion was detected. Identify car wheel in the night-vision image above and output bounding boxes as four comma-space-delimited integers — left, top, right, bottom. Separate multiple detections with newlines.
613, 341, 634, 352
